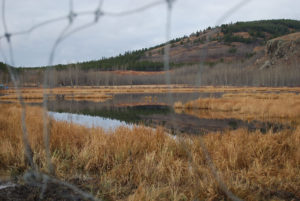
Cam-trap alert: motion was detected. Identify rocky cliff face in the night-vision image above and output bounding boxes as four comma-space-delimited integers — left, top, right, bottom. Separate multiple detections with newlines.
267, 32, 300, 59
258, 32, 300, 69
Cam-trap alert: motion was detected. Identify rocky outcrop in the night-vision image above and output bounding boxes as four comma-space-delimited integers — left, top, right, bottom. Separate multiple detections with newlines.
263, 32, 300, 67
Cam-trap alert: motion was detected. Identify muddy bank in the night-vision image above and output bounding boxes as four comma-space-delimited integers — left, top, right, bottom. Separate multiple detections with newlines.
0, 181, 90, 201
142, 113, 291, 134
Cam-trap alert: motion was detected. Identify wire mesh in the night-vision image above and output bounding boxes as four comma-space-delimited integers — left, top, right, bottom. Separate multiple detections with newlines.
0, 0, 261, 200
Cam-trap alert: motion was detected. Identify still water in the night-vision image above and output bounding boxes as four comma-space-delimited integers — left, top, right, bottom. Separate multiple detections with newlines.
44, 92, 282, 134
49, 111, 131, 130
0, 91, 288, 134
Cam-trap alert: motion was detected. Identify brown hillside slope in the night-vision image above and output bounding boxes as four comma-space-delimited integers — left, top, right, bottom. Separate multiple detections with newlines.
141, 28, 264, 64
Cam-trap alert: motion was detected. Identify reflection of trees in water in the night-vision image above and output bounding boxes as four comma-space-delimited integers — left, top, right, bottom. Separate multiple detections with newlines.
48, 101, 171, 124
48, 92, 222, 113
111, 92, 222, 105
46, 96, 286, 135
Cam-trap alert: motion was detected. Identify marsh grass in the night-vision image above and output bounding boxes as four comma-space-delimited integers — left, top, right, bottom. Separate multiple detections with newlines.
175, 92, 300, 124
0, 88, 112, 102
0, 103, 299, 200
2, 86, 300, 105
2, 86, 300, 97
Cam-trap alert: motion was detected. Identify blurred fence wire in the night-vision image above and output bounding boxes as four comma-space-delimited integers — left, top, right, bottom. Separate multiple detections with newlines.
0, 0, 252, 200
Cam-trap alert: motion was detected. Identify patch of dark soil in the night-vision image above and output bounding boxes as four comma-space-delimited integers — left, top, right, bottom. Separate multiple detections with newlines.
0, 181, 89, 201
269, 189, 300, 201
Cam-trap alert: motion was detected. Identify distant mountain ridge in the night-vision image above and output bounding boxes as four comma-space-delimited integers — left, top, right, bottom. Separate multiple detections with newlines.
1, 19, 300, 87
140, 19, 300, 68
1, 19, 300, 71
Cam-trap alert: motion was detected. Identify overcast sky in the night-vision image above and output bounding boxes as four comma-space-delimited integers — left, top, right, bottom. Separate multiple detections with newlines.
0, 0, 299, 67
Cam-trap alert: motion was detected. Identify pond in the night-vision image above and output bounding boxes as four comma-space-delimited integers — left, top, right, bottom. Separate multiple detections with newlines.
42, 92, 287, 134
0, 91, 289, 134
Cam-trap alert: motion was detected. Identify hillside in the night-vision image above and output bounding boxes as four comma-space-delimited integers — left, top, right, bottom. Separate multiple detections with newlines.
1, 19, 300, 86
11, 19, 300, 71
70, 19, 300, 70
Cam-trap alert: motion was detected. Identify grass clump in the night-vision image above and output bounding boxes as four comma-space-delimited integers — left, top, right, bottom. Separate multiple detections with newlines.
176, 92, 300, 123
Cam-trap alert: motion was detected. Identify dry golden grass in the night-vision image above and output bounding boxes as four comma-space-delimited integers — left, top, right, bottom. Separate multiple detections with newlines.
0, 93, 57, 101
175, 92, 300, 123
2, 86, 300, 99
0, 88, 112, 102
63, 93, 112, 102
0, 103, 299, 200
174, 101, 183, 109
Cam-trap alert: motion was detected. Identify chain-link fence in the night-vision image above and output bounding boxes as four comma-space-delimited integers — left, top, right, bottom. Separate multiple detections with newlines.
0, 0, 299, 200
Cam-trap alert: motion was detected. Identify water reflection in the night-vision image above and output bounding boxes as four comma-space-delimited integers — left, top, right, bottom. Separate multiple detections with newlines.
47, 101, 260, 134
49, 111, 131, 130
24, 92, 289, 134
46, 92, 232, 134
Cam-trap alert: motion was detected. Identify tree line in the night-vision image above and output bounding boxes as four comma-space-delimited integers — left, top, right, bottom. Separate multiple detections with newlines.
2, 59, 299, 87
